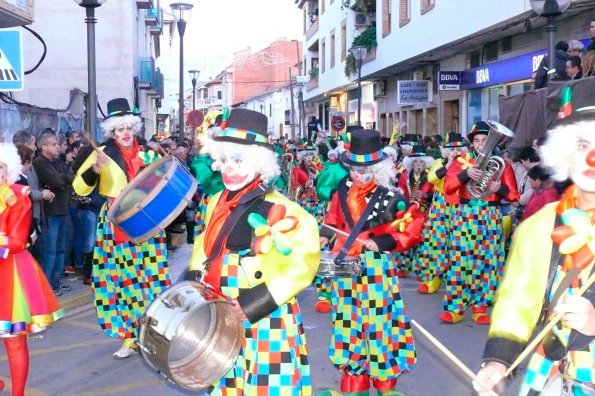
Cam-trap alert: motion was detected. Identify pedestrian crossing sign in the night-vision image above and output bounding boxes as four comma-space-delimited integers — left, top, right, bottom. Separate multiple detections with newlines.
0, 29, 24, 91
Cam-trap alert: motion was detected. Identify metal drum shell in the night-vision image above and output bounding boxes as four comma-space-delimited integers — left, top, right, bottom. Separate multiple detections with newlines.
107, 155, 198, 245
138, 282, 243, 391
316, 250, 363, 277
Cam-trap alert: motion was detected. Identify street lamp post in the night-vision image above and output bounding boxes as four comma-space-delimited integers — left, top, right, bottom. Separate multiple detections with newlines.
350, 45, 367, 127
188, 69, 200, 110
74, 0, 107, 141
529, 0, 571, 81
171, 2, 194, 140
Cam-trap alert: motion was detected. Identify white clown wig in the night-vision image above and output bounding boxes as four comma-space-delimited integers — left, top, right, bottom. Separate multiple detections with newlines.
0, 143, 22, 184
441, 146, 468, 159
382, 146, 398, 163
402, 155, 434, 172
541, 117, 595, 181
327, 149, 339, 159
201, 137, 280, 184
348, 158, 397, 190
100, 114, 143, 138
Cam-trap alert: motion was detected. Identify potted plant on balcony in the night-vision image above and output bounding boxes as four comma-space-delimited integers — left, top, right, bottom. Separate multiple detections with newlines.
344, 26, 377, 77
309, 66, 319, 80
340, 0, 371, 13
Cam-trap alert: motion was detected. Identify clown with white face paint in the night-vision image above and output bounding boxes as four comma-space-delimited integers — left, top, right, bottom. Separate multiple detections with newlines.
189, 108, 320, 395
318, 129, 424, 396
475, 107, 595, 396
72, 98, 170, 360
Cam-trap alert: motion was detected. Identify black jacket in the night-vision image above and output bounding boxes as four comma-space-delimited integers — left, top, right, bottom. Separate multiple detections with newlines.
33, 155, 74, 218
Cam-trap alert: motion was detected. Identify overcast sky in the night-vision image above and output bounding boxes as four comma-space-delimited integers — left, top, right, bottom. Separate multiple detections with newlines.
160, 0, 303, 109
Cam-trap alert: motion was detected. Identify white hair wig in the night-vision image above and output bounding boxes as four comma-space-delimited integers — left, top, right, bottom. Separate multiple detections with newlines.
382, 146, 398, 162
297, 147, 319, 162
100, 114, 142, 138
327, 149, 339, 158
202, 137, 280, 184
441, 146, 468, 159
541, 118, 595, 181
348, 158, 396, 190
0, 143, 22, 184
402, 155, 434, 172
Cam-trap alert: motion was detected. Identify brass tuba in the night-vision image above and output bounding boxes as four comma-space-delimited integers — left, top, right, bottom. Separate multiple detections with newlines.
466, 120, 515, 200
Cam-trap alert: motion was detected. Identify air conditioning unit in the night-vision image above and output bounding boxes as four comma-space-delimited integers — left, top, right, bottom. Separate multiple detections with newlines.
373, 80, 386, 97
413, 70, 424, 81
354, 13, 373, 27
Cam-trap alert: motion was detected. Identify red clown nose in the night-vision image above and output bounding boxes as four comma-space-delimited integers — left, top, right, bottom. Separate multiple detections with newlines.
587, 149, 595, 167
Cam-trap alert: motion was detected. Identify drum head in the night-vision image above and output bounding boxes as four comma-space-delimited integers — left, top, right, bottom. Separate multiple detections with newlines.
109, 156, 174, 219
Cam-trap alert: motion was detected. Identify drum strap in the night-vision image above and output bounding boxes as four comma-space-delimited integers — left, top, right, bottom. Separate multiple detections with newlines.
202, 184, 268, 272
333, 187, 383, 265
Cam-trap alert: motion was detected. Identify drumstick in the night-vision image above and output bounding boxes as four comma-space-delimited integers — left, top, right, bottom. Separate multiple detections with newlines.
505, 270, 595, 376
411, 320, 499, 396
321, 224, 368, 245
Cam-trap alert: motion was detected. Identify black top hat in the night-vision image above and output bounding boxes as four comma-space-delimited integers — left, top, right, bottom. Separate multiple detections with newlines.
467, 121, 491, 142
106, 98, 140, 118
212, 108, 271, 148
407, 145, 428, 157
553, 105, 595, 128
340, 129, 386, 166
443, 132, 466, 148
401, 133, 419, 146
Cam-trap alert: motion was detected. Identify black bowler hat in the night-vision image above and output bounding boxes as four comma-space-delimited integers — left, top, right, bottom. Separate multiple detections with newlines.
106, 98, 140, 118
212, 108, 271, 148
443, 132, 467, 148
401, 133, 419, 146
340, 129, 386, 166
407, 145, 428, 157
467, 121, 492, 142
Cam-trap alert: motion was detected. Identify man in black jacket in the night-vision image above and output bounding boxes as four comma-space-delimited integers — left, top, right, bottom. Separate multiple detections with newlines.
33, 132, 74, 296
534, 41, 569, 89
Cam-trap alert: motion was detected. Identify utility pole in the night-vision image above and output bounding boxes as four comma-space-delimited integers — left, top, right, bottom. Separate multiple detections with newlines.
289, 68, 296, 139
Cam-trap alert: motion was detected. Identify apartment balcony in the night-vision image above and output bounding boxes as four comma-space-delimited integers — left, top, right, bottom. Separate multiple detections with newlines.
305, 76, 319, 92
0, 0, 34, 27
147, 69, 164, 99
136, 0, 151, 9
138, 57, 155, 89
145, 7, 158, 26
305, 18, 318, 41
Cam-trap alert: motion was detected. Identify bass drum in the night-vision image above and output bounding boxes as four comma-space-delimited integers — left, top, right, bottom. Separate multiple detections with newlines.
138, 281, 243, 390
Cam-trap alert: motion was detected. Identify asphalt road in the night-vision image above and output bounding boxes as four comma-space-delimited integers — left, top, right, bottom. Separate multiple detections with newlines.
0, 242, 524, 395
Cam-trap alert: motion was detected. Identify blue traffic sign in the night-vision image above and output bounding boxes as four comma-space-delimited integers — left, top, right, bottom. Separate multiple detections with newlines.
0, 29, 24, 91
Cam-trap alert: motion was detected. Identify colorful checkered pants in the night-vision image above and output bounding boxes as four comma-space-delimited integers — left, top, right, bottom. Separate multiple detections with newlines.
194, 193, 211, 237
328, 251, 416, 380
443, 203, 503, 313
207, 254, 312, 395
414, 193, 452, 282
92, 202, 170, 340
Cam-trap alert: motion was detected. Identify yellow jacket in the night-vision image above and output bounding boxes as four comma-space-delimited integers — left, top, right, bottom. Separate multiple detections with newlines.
72, 146, 128, 198
190, 189, 320, 323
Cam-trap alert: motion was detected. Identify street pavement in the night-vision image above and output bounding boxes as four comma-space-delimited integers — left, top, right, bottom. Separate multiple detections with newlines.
0, 240, 525, 395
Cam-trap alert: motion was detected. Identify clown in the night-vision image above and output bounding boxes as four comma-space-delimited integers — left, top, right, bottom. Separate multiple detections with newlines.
414, 132, 468, 294
475, 108, 595, 395
0, 143, 62, 396
394, 145, 434, 278
441, 121, 519, 325
72, 98, 171, 359
292, 144, 325, 220
188, 108, 320, 394
319, 129, 424, 396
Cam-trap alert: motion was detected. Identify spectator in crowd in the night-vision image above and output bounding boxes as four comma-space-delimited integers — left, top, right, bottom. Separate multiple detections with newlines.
307, 115, 323, 143
567, 39, 585, 57
532, 137, 547, 157
566, 55, 583, 79
587, 17, 595, 51
534, 41, 569, 89
510, 147, 541, 221
582, 49, 595, 78
519, 164, 559, 221
33, 133, 74, 296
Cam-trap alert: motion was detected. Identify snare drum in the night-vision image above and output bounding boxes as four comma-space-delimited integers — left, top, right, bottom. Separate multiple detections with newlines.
138, 281, 243, 391
316, 250, 363, 277
107, 155, 198, 244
